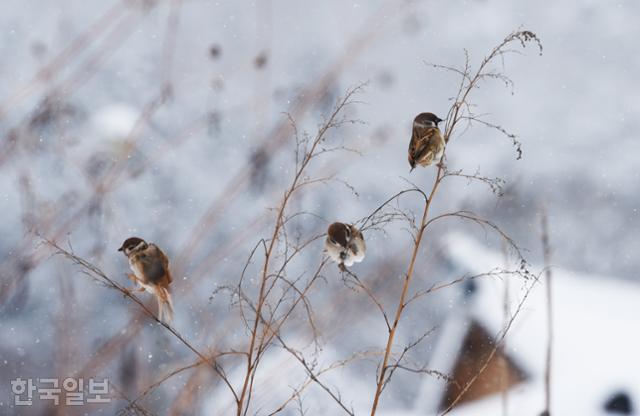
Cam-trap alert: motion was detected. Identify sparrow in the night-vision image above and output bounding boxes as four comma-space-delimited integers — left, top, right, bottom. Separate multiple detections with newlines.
118, 237, 174, 323
408, 112, 445, 171
325, 222, 366, 270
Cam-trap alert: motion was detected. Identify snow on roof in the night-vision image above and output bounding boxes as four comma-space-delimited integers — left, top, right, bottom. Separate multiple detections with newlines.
413, 233, 640, 416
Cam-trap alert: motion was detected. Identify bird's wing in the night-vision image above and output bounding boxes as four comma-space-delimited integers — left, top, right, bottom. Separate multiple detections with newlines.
408, 130, 420, 163
142, 245, 171, 286
413, 128, 440, 160
160, 248, 173, 284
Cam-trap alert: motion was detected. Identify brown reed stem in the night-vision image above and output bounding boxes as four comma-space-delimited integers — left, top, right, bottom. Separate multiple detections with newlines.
369, 165, 445, 415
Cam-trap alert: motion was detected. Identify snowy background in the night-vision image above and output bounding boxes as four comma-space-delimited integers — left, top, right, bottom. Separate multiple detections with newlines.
1, 0, 639, 415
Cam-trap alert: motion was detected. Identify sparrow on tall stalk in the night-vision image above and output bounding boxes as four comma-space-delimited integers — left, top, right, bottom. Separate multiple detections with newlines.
325, 222, 366, 271
408, 112, 445, 171
118, 237, 174, 323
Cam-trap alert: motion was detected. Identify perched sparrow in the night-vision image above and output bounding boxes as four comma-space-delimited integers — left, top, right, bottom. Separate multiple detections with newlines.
408, 112, 445, 171
325, 222, 366, 270
118, 237, 174, 323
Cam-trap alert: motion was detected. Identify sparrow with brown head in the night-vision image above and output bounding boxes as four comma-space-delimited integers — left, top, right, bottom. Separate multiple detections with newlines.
408, 112, 445, 171
119, 237, 174, 323
325, 222, 366, 271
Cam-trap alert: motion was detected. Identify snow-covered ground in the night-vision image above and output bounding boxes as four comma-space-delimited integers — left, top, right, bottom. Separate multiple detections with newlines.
1, 0, 639, 415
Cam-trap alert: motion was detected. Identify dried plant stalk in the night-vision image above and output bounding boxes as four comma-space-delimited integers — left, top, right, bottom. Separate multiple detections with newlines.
369, 30, 542, 415
235, 83, 366, 416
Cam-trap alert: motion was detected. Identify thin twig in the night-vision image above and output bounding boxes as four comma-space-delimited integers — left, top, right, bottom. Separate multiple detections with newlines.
41, 238, 239, 403
541, 207, 553, 416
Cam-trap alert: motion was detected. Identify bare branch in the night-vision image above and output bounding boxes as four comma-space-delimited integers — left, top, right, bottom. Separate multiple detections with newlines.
369, 29, 542, 415
41, 238, 239, 403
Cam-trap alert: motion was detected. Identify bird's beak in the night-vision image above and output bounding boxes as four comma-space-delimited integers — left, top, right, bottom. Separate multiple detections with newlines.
118, 247, 123, 252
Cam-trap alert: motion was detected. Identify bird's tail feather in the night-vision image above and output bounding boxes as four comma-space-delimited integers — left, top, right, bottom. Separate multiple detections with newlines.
156, 287, 174, 324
